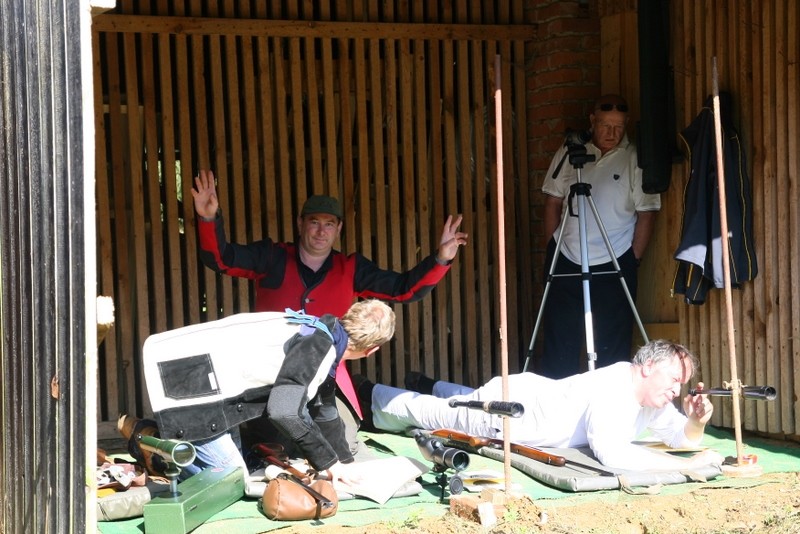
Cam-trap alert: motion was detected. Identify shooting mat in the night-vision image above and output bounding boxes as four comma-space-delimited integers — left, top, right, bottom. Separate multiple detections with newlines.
477, 445, 722, 493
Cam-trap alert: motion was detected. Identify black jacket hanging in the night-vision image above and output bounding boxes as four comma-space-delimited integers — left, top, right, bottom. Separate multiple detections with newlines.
672, 92, 758, 304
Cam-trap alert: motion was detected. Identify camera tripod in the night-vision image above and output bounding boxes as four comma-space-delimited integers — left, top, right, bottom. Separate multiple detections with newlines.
522, 144, 648, 373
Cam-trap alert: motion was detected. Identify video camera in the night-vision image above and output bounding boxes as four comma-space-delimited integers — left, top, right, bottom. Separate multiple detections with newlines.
564, 128, 592, 148
552, 128, 595, 179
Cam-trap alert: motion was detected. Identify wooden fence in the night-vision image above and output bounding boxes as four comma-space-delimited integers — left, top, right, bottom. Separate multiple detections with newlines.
669, 0, 799, 437
92, 1, 536, 424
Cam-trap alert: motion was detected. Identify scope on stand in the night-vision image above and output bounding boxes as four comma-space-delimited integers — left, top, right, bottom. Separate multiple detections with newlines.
138, 434, 197, 497
412, 430, 470, 502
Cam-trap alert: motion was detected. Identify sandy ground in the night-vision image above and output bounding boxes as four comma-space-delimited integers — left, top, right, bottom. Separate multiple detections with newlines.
284, 470, 800, 534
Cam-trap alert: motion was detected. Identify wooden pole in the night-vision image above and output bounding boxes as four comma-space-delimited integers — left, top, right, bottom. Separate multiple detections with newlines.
492, 54, 512, 492
710, 57, 748, 468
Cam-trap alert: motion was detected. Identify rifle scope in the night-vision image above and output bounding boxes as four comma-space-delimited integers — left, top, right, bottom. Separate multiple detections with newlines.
689, 385, 777, 401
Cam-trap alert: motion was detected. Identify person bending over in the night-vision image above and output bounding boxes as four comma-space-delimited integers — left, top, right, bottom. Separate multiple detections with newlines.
359, 340, 723, 472
143, 299, 395, 487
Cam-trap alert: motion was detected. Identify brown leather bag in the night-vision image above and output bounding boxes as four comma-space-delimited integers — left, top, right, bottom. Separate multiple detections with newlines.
262, 473, 339, 521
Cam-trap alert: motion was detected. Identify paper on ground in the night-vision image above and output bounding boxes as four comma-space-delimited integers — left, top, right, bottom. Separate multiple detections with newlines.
338, 456, 428, 504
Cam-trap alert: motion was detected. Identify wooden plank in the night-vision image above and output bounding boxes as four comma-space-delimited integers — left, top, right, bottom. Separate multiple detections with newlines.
205, 5, 234, 316
425, 8, 448, 383
238, 3, 265, 246
384, 33, 405, 385
455, 33, 478, 386
93, 29, 118, 421
221, 1, 249, 313
271, 36, 294, 242
157, 32, 187, 329
337, 37, 356, 254
289, 36, 308, 205
511, 0, 531, 375
360, 35, 389, 381
398, 36, 416, 384
172, 16, 200, 327
92, 15, 538, 41
440, 19, 463, 385
140, 31, 168, 336
353, 37, 371, 260
122, 32, 152, 415
472, 40, 492, 385
413, 36, 431, 377
305, 35, 324, 195
788, 0, 799, 436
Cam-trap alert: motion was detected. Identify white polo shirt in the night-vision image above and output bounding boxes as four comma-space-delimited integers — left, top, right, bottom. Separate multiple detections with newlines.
542, 136, 661, 265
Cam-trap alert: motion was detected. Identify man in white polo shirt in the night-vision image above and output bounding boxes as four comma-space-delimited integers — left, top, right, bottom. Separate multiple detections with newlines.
539, 94, 661, 378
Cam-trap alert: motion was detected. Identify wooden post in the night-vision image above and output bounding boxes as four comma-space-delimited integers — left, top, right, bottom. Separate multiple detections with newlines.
492, 54, 513, 493
711, 57, 760, 477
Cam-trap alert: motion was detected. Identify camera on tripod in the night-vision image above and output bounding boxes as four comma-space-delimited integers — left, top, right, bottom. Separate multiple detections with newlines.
563, 128, 595, 168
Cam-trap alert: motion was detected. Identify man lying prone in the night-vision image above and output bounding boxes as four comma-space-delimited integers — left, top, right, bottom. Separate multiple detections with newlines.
358, 340, 724, 471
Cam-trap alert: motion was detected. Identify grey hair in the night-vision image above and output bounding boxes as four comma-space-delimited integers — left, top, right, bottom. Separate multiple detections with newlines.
631, 339, 698, 377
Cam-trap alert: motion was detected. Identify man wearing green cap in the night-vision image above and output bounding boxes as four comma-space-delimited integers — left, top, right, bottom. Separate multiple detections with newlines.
192, 169, 467, 448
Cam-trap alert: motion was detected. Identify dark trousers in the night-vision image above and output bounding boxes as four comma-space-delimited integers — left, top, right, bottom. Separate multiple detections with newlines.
537, 238, 638, 379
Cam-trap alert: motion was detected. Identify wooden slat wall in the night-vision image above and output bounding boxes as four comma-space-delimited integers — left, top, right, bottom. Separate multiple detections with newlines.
92, 1, 534, 422
670, 1, 799, 438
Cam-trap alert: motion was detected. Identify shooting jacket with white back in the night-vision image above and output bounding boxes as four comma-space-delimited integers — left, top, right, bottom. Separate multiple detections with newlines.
143, 311, 351, 470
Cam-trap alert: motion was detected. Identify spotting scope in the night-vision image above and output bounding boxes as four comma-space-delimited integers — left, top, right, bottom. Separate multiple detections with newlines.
413, 431, 470, 472
138, 435, 197, 467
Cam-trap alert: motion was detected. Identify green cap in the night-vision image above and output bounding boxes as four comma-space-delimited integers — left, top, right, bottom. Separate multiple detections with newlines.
300, 195, 343, 219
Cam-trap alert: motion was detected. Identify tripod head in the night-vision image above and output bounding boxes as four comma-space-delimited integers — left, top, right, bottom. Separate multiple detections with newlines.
552, 128, 596, 178
566, 143, 596, 169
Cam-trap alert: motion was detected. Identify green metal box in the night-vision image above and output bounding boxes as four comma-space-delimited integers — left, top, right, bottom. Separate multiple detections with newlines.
143, 466, 244, 533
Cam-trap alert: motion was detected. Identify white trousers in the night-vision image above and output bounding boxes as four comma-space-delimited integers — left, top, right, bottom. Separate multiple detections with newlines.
371, 377, 507, 439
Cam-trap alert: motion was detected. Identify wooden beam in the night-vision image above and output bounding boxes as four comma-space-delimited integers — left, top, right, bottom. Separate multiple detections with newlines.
92, 15, 537, 41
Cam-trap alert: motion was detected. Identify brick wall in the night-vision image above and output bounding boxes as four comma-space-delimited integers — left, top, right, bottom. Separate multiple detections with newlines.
524, 0, 601, 359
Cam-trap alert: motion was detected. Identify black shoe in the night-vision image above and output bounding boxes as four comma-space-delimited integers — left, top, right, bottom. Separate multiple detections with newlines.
404, 371, 436, 395
351, 374, 377, 432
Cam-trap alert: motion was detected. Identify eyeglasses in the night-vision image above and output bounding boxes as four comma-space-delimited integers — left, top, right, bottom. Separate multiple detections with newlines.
596, 103, 629, 112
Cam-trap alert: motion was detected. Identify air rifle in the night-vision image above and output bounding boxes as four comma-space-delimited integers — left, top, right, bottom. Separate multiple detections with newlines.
431, 428, 564, 466
251, 443, 315, 483
431, 428, 617, 477
689, 385, 777, 401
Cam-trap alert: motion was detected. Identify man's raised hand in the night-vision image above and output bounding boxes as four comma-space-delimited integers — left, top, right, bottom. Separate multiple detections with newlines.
437, 214, 468, 262
192, 169, 219, 219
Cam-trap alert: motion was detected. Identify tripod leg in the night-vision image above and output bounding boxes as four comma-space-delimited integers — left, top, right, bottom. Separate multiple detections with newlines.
523, 212, 571, 372
575, 191, 598, 371
584, 194, 649, 346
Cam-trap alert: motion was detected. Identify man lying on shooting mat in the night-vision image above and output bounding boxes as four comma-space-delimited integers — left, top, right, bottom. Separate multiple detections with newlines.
142, 299, 395, 488
357, 339, 724, 471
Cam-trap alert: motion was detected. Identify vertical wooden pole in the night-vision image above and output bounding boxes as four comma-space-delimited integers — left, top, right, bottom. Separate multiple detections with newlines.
493, 54, 512, 492
711, 57, 745, 464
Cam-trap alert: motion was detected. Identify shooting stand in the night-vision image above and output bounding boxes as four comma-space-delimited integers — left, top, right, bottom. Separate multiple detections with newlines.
708, 58, 762, 479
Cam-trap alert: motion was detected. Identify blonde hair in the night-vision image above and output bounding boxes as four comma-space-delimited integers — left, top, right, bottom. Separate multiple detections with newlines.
339, 300, 396, 352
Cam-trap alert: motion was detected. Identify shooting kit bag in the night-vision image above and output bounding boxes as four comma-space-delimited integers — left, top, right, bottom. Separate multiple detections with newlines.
262, 473, 339, 520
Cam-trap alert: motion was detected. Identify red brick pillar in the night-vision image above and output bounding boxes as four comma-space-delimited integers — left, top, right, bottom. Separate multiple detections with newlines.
524, 0, 601, 364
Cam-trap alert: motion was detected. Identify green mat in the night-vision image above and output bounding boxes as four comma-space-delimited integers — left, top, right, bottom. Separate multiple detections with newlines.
96, 427, 800, 533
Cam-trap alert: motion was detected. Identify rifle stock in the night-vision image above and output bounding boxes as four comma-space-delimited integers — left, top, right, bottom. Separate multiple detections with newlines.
431, 429, 567, 467
253, 443, 312, 483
